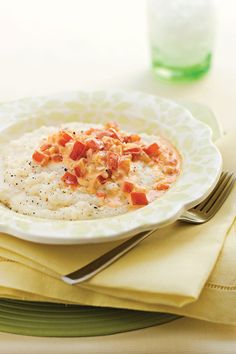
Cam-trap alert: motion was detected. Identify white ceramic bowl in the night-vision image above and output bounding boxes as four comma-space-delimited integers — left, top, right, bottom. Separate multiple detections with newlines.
0, 91, 222, 244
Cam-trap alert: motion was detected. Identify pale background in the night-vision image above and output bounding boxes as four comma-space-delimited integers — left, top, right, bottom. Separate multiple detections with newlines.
0, 0, 235, 353
0, 0, 235, 132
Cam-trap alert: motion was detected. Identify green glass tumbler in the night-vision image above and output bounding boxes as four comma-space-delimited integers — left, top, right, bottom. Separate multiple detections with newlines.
147, 0, 215, 81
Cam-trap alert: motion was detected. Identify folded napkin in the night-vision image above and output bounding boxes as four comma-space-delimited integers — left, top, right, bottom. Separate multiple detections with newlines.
0, 133, 235, 324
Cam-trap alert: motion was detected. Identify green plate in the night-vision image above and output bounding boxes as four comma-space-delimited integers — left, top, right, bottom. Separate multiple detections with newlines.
0, 299, 179, 337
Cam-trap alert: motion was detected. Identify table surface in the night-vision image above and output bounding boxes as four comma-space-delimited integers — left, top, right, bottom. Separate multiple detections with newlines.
0, 0, 235, 353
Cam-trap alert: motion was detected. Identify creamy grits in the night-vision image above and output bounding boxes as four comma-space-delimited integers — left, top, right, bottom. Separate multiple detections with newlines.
0, 122, 181, 220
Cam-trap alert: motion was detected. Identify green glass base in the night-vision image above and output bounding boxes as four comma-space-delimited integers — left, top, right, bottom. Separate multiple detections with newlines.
152, 54, 212, 82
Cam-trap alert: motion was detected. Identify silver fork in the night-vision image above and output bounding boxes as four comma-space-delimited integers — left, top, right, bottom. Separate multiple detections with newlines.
62, 171, 235, 285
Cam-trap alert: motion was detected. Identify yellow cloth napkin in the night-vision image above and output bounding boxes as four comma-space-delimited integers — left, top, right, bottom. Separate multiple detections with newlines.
0, 133, 235, 324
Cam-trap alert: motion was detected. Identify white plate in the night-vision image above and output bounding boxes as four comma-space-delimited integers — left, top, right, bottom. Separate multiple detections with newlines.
0, 91, 222, 244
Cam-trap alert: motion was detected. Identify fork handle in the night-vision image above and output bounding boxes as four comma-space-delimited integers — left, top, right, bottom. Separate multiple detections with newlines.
62, 229, 156, 285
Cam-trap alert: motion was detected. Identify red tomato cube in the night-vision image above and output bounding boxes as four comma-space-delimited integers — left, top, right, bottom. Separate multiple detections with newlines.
107, 151, 119, 171
156, 183, 169, 191
143, 143, 160, 157
130, 192, 149, 205
70, 141, 86, 160
58, 132, 73, 147
61, 172, 78, 186
122, 181, 134, 193
74, 166, 82, 177
32, 151, 49, 165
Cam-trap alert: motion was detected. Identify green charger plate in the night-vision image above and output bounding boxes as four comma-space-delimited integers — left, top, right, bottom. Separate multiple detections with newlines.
0, 299, 179, 337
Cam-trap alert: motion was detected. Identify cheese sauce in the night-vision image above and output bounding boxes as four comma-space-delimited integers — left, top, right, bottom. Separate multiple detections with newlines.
0, 122, 181, 220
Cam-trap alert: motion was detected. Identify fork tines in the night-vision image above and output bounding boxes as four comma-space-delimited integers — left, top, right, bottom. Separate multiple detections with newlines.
194, 171, 235, 214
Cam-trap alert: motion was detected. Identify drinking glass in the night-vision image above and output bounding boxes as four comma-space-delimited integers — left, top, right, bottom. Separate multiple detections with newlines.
147, 0, 215, 81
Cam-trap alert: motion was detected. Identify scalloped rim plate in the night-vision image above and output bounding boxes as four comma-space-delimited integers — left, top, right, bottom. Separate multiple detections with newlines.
0, 91, 222, 244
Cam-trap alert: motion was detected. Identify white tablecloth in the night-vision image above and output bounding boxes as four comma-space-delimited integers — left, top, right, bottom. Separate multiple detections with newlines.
0, 0, 235, 352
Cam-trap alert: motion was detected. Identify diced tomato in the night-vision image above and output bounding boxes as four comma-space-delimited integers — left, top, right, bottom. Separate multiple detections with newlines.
74, 166, 82, 177
96, 191, 106, 198
122, 181, 134, 193
123, 134, 141, 143
70, 141, 86, 160
61, 172, 78, 186
32, 150, 49, 165
118, 158, 131, 174
143, 143, 160, 157
86, 138, 104, 151
58, 131, 73, 147
130, 192, 149, 206
51, 154, 63, 162
107, 151, 119, 171
40, 143, 52, 151
131, 154, 141, 162
97, 175, 108, 185
156, 183, 170, 191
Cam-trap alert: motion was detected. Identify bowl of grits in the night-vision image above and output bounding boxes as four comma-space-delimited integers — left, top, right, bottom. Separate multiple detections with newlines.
0, 91, 221, 244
